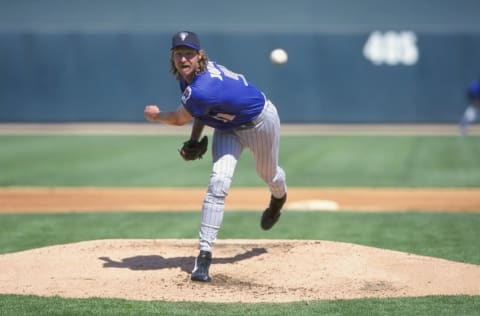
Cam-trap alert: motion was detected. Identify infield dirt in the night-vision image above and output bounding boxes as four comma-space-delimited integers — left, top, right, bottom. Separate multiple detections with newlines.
1, 187, 480, 213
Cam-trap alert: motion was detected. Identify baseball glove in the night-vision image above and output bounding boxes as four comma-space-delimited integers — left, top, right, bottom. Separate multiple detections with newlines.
179, 136, 208, 161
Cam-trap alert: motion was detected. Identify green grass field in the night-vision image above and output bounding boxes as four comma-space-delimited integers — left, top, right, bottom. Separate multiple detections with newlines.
1, 135, 479, 187
0, 135, 479, 315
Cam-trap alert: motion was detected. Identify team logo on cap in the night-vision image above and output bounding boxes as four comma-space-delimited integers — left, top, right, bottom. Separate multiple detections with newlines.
179, 32, 189, 41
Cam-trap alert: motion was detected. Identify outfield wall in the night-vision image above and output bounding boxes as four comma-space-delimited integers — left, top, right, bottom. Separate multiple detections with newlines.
1, 0, 480, 123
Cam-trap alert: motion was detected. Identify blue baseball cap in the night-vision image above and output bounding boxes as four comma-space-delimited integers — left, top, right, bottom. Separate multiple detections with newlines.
171, 31, 201, 50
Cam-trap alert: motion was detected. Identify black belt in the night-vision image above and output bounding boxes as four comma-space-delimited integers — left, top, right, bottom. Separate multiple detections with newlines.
236, 114, 263, 129
235, 103, 268, 130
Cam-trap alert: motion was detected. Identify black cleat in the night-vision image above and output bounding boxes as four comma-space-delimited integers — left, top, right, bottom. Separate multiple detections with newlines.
191, 250, 212, 282
261, 194, 287, 230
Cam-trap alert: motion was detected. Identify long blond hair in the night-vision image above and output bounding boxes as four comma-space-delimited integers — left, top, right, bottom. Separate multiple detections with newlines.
170, 49, 209, 81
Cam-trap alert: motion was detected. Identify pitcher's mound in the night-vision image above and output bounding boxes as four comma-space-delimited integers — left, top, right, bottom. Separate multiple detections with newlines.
0, 239, 479, 303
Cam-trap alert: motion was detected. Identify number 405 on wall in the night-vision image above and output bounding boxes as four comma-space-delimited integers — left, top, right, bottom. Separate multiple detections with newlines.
363, 31, 419, 66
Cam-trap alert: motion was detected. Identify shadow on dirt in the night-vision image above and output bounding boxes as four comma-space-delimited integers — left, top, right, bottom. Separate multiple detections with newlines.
99, 247, 267, 273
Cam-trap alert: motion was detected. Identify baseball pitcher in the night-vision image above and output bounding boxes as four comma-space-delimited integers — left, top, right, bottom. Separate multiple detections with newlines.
144, 31, 287, 282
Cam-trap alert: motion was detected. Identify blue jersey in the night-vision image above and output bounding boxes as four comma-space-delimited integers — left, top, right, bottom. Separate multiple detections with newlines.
180, 61, 266, 130
467, 80, 480, 100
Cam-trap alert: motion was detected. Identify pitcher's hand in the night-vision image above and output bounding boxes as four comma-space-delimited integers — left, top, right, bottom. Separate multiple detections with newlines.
144, 105, 161, 122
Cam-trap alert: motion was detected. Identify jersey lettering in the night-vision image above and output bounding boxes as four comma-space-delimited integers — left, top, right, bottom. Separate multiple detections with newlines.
207, 63, 223, 80
207, 63, 248, 86
217, 65, 248, 86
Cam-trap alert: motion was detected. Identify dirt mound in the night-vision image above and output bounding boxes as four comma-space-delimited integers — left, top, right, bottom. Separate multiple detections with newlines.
0, 239, 478, 303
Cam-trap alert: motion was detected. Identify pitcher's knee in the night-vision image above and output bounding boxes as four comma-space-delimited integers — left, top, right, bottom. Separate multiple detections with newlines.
205, 174, 232, 204
262, 167, 285, 185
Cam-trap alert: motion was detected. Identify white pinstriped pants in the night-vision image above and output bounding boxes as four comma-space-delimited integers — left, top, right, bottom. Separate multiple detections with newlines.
199, 100, 287, 252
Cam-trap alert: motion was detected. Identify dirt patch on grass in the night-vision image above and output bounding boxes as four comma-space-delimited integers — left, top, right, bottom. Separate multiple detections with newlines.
1, 187, 480, 213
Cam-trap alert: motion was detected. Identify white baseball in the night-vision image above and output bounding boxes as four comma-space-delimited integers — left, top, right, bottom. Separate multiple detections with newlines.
270, 48, 288, 65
